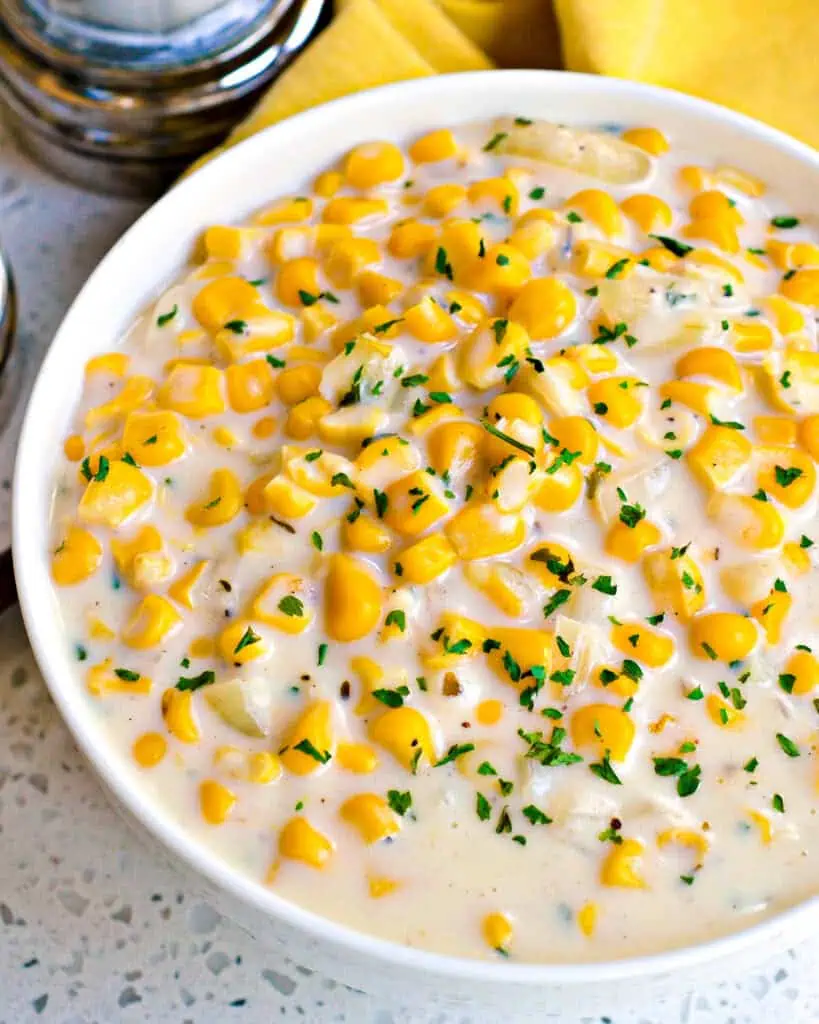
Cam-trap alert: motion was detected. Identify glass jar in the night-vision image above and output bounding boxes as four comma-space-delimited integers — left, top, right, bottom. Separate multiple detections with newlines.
19, 0, 282, 68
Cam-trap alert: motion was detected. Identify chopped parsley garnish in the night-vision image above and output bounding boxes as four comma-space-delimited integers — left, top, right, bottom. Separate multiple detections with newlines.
371, 686, 409, 708
774, 465, 803, 488
156, 305, 178, 327
387, 790, 412, 816
435, 246, 453, 280
385, 610, 406, 632
113, 668, 141, 682
435, 743, 476, 767
592, 575, 617, 595
317, 643, 328, 666
224, 319, 247, 334
590, 755, 622, 785
483, 131, 508, 152
543, 588, 572, 619
176, 670, 215, 691
771, 215, 799, 229
522, 804, 552, 826
776, 732, 800, 758
293, 738, 331, 764
476, 793, 492, 821
710, 414, 745, 430
649, 234, 694, 257
278, 595, 304, 618
233, 626, 261, 655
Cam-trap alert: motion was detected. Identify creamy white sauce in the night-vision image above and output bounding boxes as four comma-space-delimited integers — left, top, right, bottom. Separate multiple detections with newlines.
49, 119, 819, 963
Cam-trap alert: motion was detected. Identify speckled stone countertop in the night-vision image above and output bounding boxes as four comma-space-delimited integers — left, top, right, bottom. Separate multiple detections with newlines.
1, 117, 819, 1024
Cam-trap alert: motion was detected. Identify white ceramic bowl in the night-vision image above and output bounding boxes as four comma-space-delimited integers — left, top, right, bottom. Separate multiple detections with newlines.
13, 71, 819, 1016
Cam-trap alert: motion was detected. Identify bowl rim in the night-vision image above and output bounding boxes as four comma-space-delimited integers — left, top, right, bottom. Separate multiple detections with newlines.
13, 68, 819, 986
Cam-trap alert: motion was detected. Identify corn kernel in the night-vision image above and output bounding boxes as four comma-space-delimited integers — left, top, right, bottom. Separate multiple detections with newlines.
399, 532, 457, 584
344, 141, 403, 188
278, 816, 334, 868
621, 193, 672, 233
622, 127, 668, 155
508, 277, 575, 340
280, 700, 334, 775
601, 838, 646, 888
571, 704, 635, 761
325, 553, 382, 642
51, 525, 102, 586
565, 188, 624, 237
410, 129, 458, 163
218, 619, 269, 665
336, 742, 379, 774
340, 793, 400, 844
132, 731, 167, 768
611, 622, 674, 667
199, 779, 236, 825
482, 912, 513, 953
161, 687, 199, 742
369, 706, 435, 770
689, 612, 758, 662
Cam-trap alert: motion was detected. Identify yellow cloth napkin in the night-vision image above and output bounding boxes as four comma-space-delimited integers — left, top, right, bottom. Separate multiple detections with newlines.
202, 0, 819, 166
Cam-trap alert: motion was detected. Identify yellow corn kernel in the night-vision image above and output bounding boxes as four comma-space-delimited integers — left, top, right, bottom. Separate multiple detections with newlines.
622, 126, 668, 155
707, 492, 784, 550
275, 363, 321, 406
84, 375, 154, 428
185, 468, 242, 528
252, 416, 277, 439
262, 475, 317, 519
684, 248, 744, 283
465, 563, 526, 617
468, 176, 519, 216
311, 169, 342, 197
486, 626, 552, 684
223, 359, 275, 414
368, 875, 399, 899
278, 816, 334, 869
657, 828, 709, 866
571, 704, 635, 761
132, 731, 167, 768
253, 196, 313, 226
202, 225, 251, 261
344, 141, 403, 188
659, 380, 720, 417
638, 245, 679, 272
784, 541, 812, 574
168, 560, 209, 610
445, 504, 525, 560
757, 447, 816, 508
300, 303, 336, 342
410, 128, 458, 163
324, 553, 382, 642
251, 572, 313, 634
676, 347, 742, 391
158, 363, 225, 419
459, 318, 529, 391
785, 650, 819, 695
750, 586, 791, 645
577, 902, 598, 938
78, 460, 153, 528
369, 706, 435, 770
336, 742, 378, 774
509, 208, 557, 259
620, 193, 672, 233
398, 532, 457, 584
780, 267, 819, 307
323, 197, 389, 225
384, 471, 449, 536
565, 188, 624, 237
754, 416, 797, 446
218, 619, 268, 666
285, 395, 332, 440
403, 296, 457, 343
86, 657, 151, 696
423, 183, 466, 218
594, 663, 638, 699
387, 219, 437, 259
63, 434, 85, 462
589, 376, 646, 429
572, 240, 633, 279
689, 612, 758, 662
643, 548, 706, 621
424, 218, 484, 282
765, 295, 805, 335
482, 912, 513, 954
342, 514, 392, 554
279, 700, 334, 775
351, 655, 386, 716
508, 277, 576, 340
356, 270, 403, 308
767, 239, 819, 271
110, 525, 167, 588
161, 687, 199, 742
122, 594, 181, 650
601, 838, 646, 889
747, 809, 772, 844
51, 525, 102, 585
199, 779, 236, 825
473, 699, 502, 727
533, 457, 583, 513
526, 541, 575, 587
85, 352, 130, 377
427, 420, 485, 477
801, 413, 819, 460
426, 353, 459, 393
687, 425, 752, 491
324, 236, 381, 288
678, 165, 713, 192
733, 321, 773, 354
611, 622, 674, 667
549, 416, 598, 464
189, 635, 214, 659
340, 793, 400, 845
706, 693, 745, 729
87, 615, 115, 641
466, 242, 530, 298
689, 190, 744, 225
682, 217, 739, 253
275, 257, 319, 308
192, 276, 261, 332
122, 410, 187, 466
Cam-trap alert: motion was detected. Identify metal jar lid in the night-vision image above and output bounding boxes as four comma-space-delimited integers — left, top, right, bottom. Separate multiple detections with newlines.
0, 0, 325, 197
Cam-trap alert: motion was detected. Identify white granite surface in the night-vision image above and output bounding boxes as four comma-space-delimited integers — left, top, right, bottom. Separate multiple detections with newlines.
1, 117, 819, 1024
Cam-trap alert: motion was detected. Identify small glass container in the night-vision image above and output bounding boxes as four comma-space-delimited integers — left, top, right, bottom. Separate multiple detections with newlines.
16, 0, 284, 69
